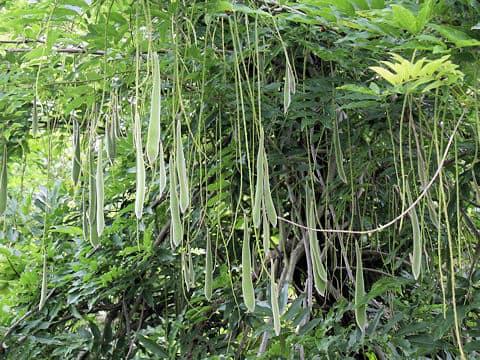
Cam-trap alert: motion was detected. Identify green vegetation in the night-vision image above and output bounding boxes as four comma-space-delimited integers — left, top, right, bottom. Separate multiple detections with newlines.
0, 0, 479, 359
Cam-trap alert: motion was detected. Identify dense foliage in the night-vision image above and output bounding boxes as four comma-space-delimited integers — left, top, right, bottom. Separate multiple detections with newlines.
0, 0, 479, 359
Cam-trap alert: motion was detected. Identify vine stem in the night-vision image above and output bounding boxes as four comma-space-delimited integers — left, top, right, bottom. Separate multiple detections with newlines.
278, 110, 465, 235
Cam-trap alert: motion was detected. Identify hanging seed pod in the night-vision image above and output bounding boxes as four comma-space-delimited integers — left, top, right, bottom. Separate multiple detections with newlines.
38, 251, 47, 310
263, 210, 270, 255
307, 191, 327, 295
158, 141, 167, 196
135, 150, 146, 220
88, 148, 98, 246
106, 118, 116, 165
146, 52, 162, 165
204, 232, 213, 300
252, 133, 264, 228
72, 119, 81, 185
187, 250, 195, 288
170, 156, 183, 248
406, 183, 422, 280
32, 95, 38, 137
182, 253, 190, 292
82, 187, 88, 242
355, 240, 367, 332
0, 144, 7, 214
182, 250, 195, 291
112, 91, 121, 139
242, 216, 255, 312
270, 267, 281, 336
96, 139, 105, 236
176, 119, 189, 213
262, 149, 277, 227
333, 116, 347, 183
135, 114, 145, 220
283, 61, 295, 114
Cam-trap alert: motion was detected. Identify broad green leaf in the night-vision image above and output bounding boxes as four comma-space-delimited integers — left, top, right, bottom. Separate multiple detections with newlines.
137, 335, 168, 357
391, 5, 419, 34
429, 24, 480, 47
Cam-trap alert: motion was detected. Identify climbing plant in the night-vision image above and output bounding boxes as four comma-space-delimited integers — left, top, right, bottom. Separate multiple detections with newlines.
0, 0, 479, 359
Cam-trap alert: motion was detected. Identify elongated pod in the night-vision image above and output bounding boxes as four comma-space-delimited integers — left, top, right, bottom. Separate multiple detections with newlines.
204, 232, 213, 300
146, 52, 162, 164
170, 156, 183, 248
252, 133, 264, 228
38, 251, 47, 310
283, 62, 295, 114
263, 210, 270, 255
135, 114, 146, 220
72, 119, 81, 185
333, 117, 347, 183
82, 188, 88, 242
406, 183, 422, 280
242, 216, 255, 312
307, 190, 327, 295
106, 118, 116, 164
0, 144, 7, 214
96, 139, 105, 236
271, 267, 281, 336
355, 240, 367, 332
263, 149, 277, 227
176, 119, 189, 213
32, 95, 38, 137
158, 141, 167, 196
88, 148, 98, 246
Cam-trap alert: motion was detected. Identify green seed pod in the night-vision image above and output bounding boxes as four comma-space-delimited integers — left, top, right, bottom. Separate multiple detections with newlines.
271, 268, 281, 336
158, 141, 167, 196
135, 112, 146, 220
176, 119, 189, 213
135, 150, 146, 220
32, 95, 38, 137
333, 118, 347, 183
88, 148, 98, 246
72, 119, 81, 185
406, 183, 422, 280
252, 134, 264, 228
263, 210, 270, 255
242, 216, 255, 312
106, 119, 116, 164
170, 156, 183, 248
283, 62, 295, 114
38, 252, 47, 310
146, 52, 162, 164
0, 144, 7, 214
82, 187, 88, 242
263, 149, 277, 227
96, 139, 105, 236
355, 240, 367, 332
307, 191, 327, 295
204, 232, 213, 300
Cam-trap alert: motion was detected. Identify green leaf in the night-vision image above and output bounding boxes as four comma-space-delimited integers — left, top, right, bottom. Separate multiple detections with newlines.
391, 5, 420, 35
137, 335, 168, 357
429, 24, 480, 47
